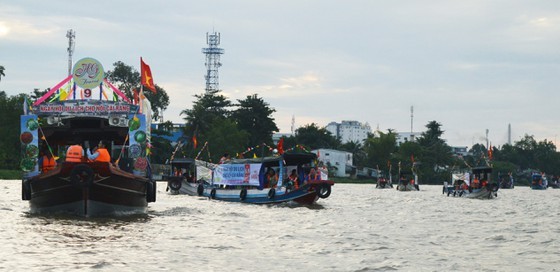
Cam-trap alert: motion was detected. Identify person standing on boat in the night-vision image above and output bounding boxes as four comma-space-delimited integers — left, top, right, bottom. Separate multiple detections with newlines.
87, 141, 111, 162
66, 144, 85, 162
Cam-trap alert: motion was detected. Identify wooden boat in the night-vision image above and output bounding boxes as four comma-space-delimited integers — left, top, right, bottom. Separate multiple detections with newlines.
20, 57, 156, 216
530, 172, 548, 190
163, 158, 213, 196
396, 170, 419, 191
498, 173, 514, 189
375, 177, 393, 189
443, 167, 499, 199
201, 152, 334, 204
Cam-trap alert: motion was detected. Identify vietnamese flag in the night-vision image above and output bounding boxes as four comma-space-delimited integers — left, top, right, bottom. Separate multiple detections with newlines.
140, 57, 156, 93
277, 138, 284, 154
192, 135, 198, 149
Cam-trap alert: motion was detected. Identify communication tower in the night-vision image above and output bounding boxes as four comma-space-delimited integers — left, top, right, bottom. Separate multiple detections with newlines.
66, 29, 75, 76
202, 31, 224, 93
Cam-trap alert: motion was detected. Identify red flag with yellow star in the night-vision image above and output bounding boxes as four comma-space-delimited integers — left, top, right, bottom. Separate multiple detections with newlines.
140, 57, 156, 93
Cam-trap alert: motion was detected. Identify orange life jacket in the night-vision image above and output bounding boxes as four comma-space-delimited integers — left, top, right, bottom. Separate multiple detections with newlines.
66, 145, 84, 162
42, 155, 56, 172
94, 148, 111, 162
289, 175, 299, 189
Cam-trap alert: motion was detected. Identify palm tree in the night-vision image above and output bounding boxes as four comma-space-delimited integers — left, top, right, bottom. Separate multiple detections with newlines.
0, 65, 5, 82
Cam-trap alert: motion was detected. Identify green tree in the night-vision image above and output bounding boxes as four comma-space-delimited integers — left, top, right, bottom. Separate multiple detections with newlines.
106, 61, 169, 121
0, 65, 5, 81
363, 130, 397, 169
231, 94, 279, 147
415, 120, 453, 183
204, 119, 249, 162
0, 91, 25, 169
290, 123, 340, 151
181, 90, 232, 142
340, 140, 367, 168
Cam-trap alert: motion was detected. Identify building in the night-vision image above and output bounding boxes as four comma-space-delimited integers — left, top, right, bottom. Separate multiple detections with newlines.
325, 120, 371, 144
151, 123, 186, 146
312, 148, 353, 177
451, 146, 470, 157
395, 132, 421, 146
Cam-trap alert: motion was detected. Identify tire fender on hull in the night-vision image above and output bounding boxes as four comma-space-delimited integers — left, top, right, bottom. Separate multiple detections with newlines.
197, 184, 204, 196
316, 183, 331, 199
168, 178, 182, 191
268, 188, 276, 199
210, 188, 217, 199
240, 188, 247, 201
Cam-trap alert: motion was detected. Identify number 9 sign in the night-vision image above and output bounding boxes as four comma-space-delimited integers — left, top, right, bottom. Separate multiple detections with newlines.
84, 88, 92, 98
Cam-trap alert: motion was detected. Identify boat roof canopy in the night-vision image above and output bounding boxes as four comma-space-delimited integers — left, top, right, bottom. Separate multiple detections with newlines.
472, 166, 492, 173
227, 152, 317, 167
170, 158, 196, 167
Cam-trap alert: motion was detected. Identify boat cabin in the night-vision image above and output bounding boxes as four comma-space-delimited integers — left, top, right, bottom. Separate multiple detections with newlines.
212, 152, 320, 190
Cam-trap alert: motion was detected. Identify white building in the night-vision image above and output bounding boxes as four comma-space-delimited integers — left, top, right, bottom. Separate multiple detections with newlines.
395, 132, 421, 146
325, 120, 371, 144
312, 148, 353, 177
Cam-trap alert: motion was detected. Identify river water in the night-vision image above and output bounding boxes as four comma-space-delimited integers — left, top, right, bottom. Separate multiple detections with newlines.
1, 180, 558, 271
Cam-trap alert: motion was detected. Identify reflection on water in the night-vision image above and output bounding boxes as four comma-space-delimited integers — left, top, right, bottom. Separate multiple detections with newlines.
1, 180, 560, 271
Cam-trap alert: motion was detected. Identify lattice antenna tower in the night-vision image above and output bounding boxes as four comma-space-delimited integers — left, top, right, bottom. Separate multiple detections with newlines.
202, 31, 224, 93
66, 29, 75, 76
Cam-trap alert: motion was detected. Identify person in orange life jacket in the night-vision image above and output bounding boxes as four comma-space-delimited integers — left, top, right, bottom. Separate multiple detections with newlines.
287, 169, 299, 190
472, 177, 480, 189
66, 144, 85, 162
87, 141, 111, 162
307, 168, 321, 182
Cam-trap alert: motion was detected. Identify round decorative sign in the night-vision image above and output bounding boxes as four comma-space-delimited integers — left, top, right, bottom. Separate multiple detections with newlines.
72, 57, 104, 89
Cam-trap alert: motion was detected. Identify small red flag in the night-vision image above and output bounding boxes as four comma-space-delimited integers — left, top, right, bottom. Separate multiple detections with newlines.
140, 57, 156, 93
192, 135, 198, 149
277, 138, 284, 154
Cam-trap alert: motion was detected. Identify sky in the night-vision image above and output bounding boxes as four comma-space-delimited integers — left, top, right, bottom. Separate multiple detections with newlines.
1, 1, 559, 148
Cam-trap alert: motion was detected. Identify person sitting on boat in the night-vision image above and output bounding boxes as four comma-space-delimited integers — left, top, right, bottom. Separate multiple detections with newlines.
174, 167, 183, 176
472, 177, 480, 189
286, 169, 299, 190
65, 144, 84, 162
307, 168, 321, 182
87, 141, 111, 162
265, 168, 278, 188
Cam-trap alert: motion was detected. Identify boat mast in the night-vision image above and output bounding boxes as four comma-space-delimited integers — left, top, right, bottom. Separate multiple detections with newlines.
66, 29, 75, 76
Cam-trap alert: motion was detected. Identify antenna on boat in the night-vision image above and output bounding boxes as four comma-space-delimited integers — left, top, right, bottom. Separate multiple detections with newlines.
202, 31, 224, 93
66, 29, 75, 76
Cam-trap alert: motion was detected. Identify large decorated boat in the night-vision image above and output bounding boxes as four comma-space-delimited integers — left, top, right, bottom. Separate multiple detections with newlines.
443, 166, 499, 199
201, 152, 334, 204
20, 57, 157, 216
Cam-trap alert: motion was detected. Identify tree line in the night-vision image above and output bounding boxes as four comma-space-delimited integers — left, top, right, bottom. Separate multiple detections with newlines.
1, 61, 559, 185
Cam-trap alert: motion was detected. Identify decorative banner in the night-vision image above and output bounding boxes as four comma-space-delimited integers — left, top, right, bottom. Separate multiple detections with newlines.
72, 57, 104, 89
20, 115, 39, 177
128, 113, 147, 176
213, 163, 261, 186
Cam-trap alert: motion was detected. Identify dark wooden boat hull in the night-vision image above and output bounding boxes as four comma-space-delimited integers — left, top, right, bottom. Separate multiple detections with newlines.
24, 162, 154, 217
202, 180, 334, 205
